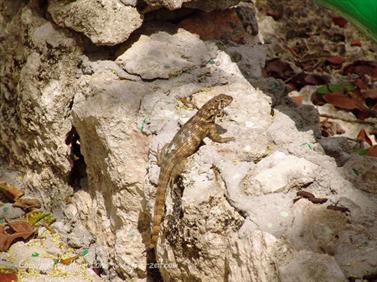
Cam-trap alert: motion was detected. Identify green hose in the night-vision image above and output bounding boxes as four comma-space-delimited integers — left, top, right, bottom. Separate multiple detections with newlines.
315, 0, 377, 42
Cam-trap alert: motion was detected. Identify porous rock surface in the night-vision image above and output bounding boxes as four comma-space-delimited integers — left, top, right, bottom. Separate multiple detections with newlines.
1, 0, 377, 281
48, 0, 142, 46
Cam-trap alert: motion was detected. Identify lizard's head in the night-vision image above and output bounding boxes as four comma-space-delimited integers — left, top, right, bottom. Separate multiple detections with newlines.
199, 94, 233, 121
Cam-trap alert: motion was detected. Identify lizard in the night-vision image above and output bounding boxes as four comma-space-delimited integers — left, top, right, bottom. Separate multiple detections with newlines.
149, 94, 234, 250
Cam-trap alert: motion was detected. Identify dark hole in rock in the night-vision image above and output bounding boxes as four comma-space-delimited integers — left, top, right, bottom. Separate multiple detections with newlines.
65, 127, 87, 190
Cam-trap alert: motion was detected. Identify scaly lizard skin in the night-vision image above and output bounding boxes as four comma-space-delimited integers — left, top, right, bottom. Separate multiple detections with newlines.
150, 94, 234, 249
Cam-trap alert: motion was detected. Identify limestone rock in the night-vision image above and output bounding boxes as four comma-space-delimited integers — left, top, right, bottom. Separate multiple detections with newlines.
72, 78, 151, 278
0, 4, 82, 208
68, 223, 94, 248
144, 0, 240, 11
246, 151, 319, 195
48, 0, 142, 46
279, 251, 347, 282
0, 203, 25, 220
226, 231, 291, 282
342, 155, 377, 194
116, 29, 213, 80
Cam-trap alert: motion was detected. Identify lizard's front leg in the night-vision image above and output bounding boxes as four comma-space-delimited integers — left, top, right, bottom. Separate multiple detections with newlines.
208, 123, 235, 143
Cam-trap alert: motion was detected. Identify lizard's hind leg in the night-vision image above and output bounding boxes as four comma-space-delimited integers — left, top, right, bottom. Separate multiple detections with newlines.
150, 144, 168, 166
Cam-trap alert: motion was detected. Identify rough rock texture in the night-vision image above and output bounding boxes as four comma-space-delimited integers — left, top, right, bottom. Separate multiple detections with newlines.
2, 1, 377, 281
245, 151, 318, 195
144, 0, 240, 11
116, 29, 212, 80
226, 231, 289, 282
279, 251, 347, 282
0, 1, 82, 207
48, 0, 142, 46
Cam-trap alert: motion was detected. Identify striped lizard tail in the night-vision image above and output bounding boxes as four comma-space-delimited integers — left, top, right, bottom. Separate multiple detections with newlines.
149, 161, 176, 249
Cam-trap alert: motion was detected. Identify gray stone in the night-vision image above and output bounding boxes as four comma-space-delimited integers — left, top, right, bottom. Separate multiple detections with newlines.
319, 137, 352, 166
0, 203, 25, 220
116, 29, 213, 80
144, 0, 241, 11
279, 251, 347, 282
226, 231, 292, 282
342, 155, 377, 194
68, 223, 94, 248
245, 151, 318, 195
48, 0, 142, 46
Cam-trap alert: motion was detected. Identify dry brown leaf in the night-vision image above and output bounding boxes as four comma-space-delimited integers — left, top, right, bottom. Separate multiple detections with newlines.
323, 92, 359, 110
357, 129, 373, 146
60, 255, 79, 265
320, 119, 345, 137
354, 78, 368, 90
351, 39, 361, 46
344, 60, 377, 78
0, 269, 17, 282
264, 58, 295, 80
0, 181, 24, 202
368, 145, 377, 157
363, 89, 377, 99
326, 56, 345, 66
0, 220, 35, 251
332, 16, 347, 28
13, 198, 41, 210
290, 96, 304, 105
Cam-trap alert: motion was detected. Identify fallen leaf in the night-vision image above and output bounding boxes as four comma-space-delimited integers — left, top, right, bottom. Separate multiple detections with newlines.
363, 89, 377, 99
291, 72, 330, 90
317, 82, 355, 94
332, 16, 347, 28
350, 39, 361, 47
320, 119, 344, 137
60, 255, 79, 265
327, 205, 350, 213
357, 129, 373, 146
290, 95, 304, 104
354, 148, 369, 156
0, 181, 24, 202
368, 145, 377, 157
0, 269, 17, 282
326, 56, 345, 65
0, 220, 35, 251
295, 191, 327, 204
309, 197, 328, 204
264, 58, 295, 80
354, 78, 368, 90
323, 92, 359, 110
26, 211, 54, 226
297, 191, 314, 199
13, 198, 41, 210
266, 6, 283, 20
343, 60, 377, 78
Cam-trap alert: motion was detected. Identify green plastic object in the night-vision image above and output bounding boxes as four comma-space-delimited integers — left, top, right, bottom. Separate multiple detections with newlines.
315, 0, 377, 42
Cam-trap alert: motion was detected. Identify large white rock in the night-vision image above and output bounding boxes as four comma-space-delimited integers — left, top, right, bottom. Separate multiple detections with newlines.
116, 29, 213, 80
48, 0, 142, 46
247, 151, 319, 195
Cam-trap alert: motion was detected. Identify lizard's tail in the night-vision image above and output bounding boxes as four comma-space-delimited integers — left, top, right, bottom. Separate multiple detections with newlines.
149, 162, 175, 249
150, 191, 165, 249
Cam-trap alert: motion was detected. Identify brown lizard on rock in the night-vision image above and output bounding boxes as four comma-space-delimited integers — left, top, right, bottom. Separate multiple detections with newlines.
150, 94, 234, 250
